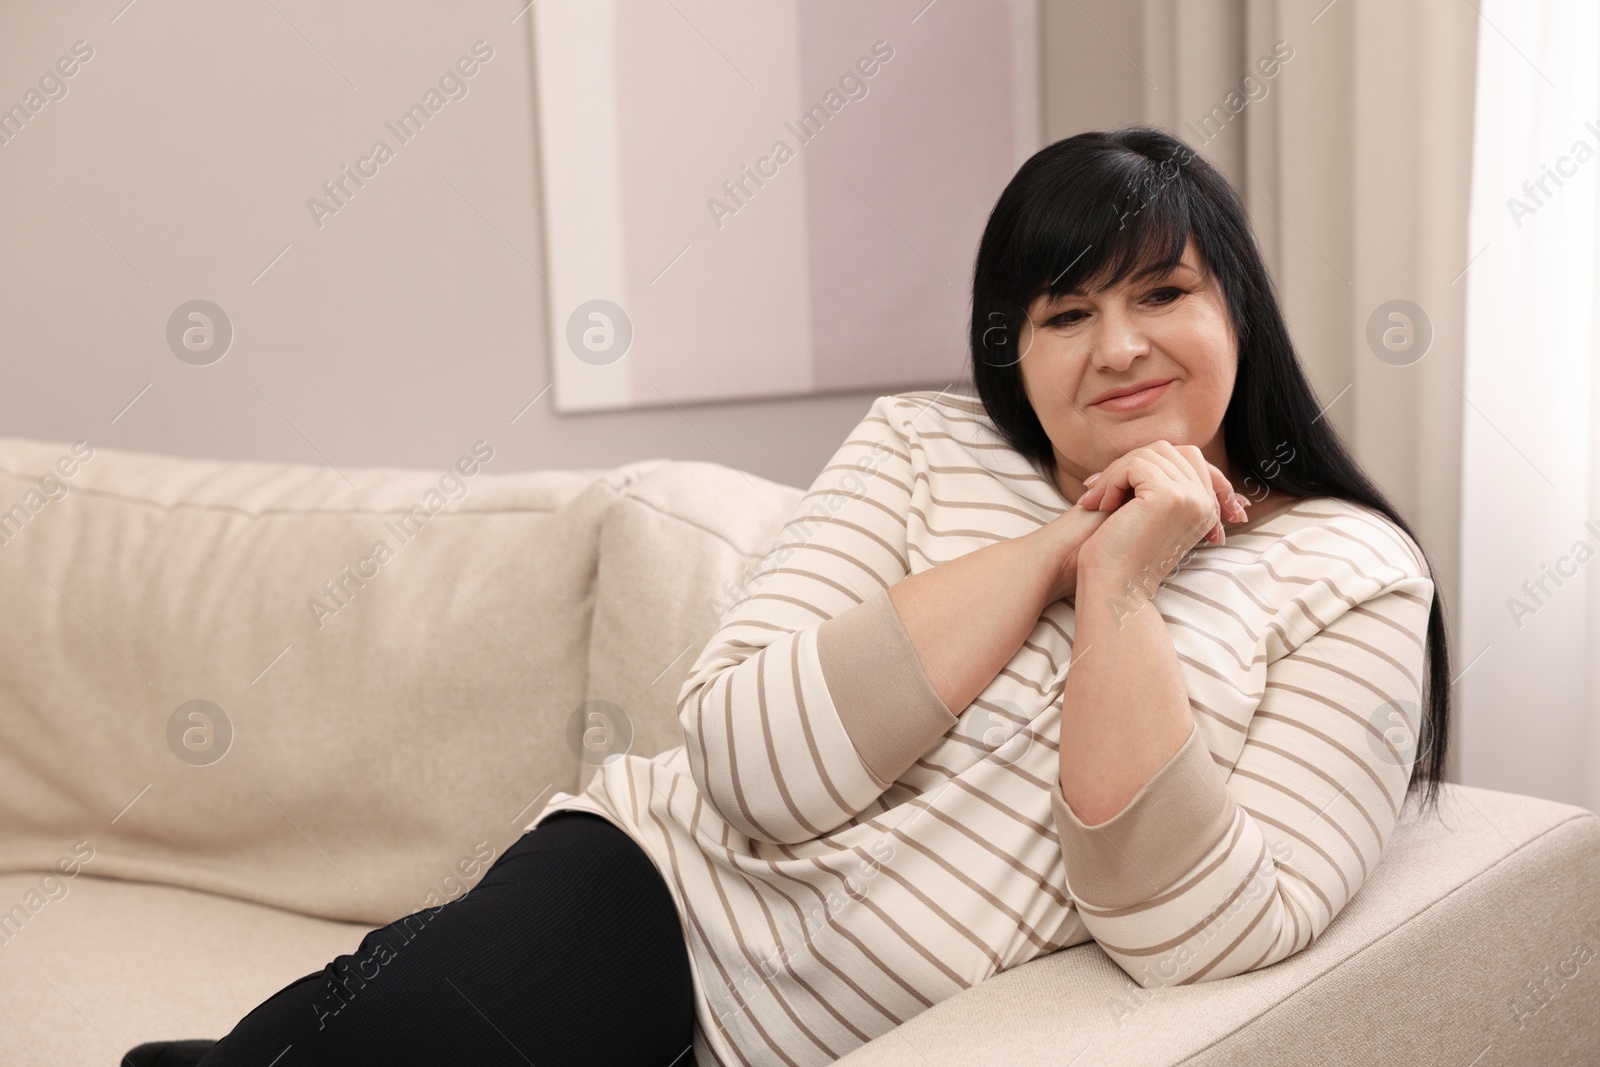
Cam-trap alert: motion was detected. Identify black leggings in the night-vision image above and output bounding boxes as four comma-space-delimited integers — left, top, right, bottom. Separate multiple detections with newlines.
194, 811, 696, 1066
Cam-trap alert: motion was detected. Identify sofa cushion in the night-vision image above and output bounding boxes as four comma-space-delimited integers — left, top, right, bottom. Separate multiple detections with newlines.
0, 436, 663, 923
581, 461, 803, 788
0, 869, 370, 1066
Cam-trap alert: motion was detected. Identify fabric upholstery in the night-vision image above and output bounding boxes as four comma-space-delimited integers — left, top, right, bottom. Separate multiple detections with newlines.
0, 436, 661, 924
580, 460, 803, 788
0, 435, 1596, 1066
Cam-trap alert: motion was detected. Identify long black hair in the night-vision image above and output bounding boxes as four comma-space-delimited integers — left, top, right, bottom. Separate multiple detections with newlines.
966, 124, 1451, 822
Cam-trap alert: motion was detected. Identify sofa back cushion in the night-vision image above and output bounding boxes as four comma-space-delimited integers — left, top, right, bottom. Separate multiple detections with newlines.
581, 461, 804, 789
0, 436, 660, 923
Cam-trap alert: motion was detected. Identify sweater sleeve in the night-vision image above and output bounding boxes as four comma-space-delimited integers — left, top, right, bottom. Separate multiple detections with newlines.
1049, 550, 1435, 987
676, 395, 957, 844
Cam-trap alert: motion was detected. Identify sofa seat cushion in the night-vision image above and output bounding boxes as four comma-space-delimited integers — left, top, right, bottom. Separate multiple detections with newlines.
0, 870, 371, 1067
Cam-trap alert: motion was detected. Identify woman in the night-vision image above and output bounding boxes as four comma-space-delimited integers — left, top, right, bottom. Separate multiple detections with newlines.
127, 125, 1448, 1067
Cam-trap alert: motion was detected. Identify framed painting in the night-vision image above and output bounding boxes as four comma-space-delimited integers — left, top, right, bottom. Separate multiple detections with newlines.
533, 0, 1042, 412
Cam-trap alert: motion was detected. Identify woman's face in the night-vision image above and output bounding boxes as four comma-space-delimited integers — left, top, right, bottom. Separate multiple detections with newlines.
1017, 236, 1238, 503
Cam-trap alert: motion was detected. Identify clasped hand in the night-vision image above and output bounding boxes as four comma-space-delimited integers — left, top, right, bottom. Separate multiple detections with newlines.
1040, 441, 1250, 603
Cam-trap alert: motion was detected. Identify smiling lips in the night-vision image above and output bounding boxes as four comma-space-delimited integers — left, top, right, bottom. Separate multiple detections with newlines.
1090, 378, 1175, 412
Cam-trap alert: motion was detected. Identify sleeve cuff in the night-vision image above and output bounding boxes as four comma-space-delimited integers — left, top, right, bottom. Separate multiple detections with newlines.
1051, 722, 1237, 907
816, 584, 957, 789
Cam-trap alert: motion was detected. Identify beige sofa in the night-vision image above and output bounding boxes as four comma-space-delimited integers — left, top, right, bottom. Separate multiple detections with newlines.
1, 434, 1596, 1066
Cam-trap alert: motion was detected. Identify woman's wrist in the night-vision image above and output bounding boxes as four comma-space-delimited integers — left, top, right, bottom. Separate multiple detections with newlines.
1031, 505, 1108, 603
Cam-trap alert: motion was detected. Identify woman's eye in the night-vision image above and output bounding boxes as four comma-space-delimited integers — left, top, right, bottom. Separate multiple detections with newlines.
1147, 286, 1184, 304
1048, 311, 1084, 326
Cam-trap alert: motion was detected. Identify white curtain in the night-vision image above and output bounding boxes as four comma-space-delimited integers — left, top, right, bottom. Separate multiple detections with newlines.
1139, 0, 1479, 775
1460, 0, 1600, 813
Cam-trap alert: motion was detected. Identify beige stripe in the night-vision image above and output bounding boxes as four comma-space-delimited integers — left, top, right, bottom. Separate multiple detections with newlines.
913, 480, 1052, 523
1019, 638, 1066, 676
1178, 877, 1277, 983
1161, 581, 1269, 639
690, 814, 844, 1061
944, 723, 1058, 757
781, 515, 908, 572
724, 671, 783, 842
1314, 629, 1420, 689
791, 488, 905, 528
921, 460, 1052, 484
762, 542, 892, 587
1160, 613, 1260, 673
907, 505, 1011, 541
696, 795, 914, 1022
805, 856, 976, 990
1225, 496, 1311, 535
1276, 538, 1405, 585
720, 619, 800, 637
1240, 805, 1351, 901
1243, 738, 1384, 846
1189, 697, 1248, 735
994, 665, 1054, 698
741, 591, 836, 621
1348, 602, 1427, 649
1276, 649, 1405, 709
881, 830, 1056, 952
1175, 651, 1261, 701
1309, 514, 1426, 577
974, 697, 1029, 725
683, 677, 712, 787
738, 566, 864, 605
1266, 578, 1355, 627
1228, 766, 1368, 880
942, 776, 1060, 841
899, 391, 986, 414
909, 803, 1072, 908
1037, 614, 1073, 646
643, 763, 801, 1067
1272, 856, 1333, 920
787, 639, 854, 818
1251, 706, 1400, 820
816, 585, 955, 789
910, 429, 1019, 451
837, 435, 908, 463
754, 649, 826, 839
840, 845, 1007, 967
895, 394, 989, 419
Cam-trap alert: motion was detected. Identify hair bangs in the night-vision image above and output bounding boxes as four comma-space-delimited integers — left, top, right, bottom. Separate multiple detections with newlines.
1025, 157, 1197, 316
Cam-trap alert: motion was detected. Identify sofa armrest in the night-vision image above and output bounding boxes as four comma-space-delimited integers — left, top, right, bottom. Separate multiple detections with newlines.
832, 784, 1600, 1066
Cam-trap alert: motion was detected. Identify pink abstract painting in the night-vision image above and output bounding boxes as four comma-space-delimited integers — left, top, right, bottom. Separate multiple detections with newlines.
534, 0, 1041, 412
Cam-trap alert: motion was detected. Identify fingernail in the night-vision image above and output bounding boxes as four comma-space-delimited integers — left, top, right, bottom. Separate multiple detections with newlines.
1083, 472, 1101, 486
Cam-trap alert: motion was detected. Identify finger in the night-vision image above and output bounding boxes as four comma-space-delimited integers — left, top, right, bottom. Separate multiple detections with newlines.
1080, 445, 1180, 510
1074, 457, 1123, 510
1138, 442, 1195, 485
1164, 442, 1245, 525
1101, 455, 1177, 513
1148, 442, 1228, 543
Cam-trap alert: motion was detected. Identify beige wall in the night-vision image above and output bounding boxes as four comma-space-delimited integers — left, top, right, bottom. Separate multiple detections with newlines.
0, 1, 1141, 491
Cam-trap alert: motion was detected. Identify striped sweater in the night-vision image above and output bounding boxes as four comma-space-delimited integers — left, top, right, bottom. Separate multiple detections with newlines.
530, 388, 1435, 1067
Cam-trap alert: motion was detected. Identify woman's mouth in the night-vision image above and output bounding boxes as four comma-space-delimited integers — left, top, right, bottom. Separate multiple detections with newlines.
1092, 379, 1174, 412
